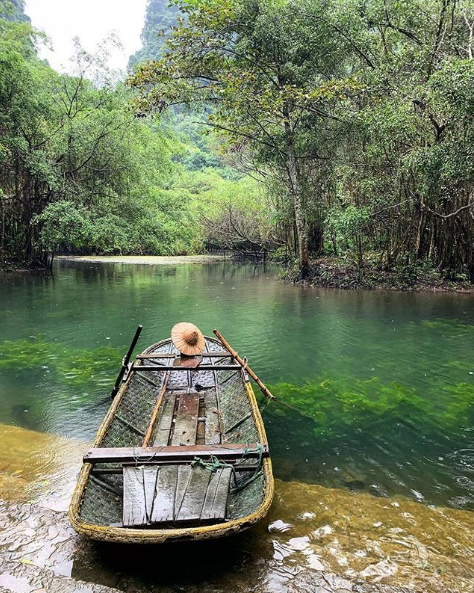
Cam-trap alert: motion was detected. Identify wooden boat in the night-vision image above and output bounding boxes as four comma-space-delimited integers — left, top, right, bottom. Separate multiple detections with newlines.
69, 329, 273, 544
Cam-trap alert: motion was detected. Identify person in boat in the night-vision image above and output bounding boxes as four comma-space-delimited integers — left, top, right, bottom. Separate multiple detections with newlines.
171, 322, 205, 366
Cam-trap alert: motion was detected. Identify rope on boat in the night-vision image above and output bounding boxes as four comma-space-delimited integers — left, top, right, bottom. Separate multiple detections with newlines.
191, 444, 264, 491
191, 454, 234, 473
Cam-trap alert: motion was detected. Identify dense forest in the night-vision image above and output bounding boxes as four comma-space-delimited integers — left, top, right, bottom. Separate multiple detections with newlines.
1, 0, 474, 285
0, 0, 263, 268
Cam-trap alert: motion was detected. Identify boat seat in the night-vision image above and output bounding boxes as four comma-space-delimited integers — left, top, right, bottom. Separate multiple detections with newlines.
122, 464, 232, 527
83, 443, 269, 464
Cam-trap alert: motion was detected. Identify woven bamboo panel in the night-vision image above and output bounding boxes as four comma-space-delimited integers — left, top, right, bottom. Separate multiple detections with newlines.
76, 337, 271, 534
101, 375, 159, 448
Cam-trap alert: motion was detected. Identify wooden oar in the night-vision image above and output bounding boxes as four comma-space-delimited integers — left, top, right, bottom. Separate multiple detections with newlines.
213, 329, 304, 416
111, 325, 142, 398
213, 329, 275, 400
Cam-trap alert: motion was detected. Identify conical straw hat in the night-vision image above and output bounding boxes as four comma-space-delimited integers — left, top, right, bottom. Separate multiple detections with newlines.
171, 322, 205, 356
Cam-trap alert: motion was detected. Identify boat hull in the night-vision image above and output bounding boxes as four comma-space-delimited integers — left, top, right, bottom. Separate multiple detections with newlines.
69, 336, 273, 543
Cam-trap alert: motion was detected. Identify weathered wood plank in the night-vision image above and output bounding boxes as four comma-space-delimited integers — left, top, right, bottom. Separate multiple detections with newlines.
142, 372, 171, 446
174, 465, 192, 520
143, 466, 158, 522
150, 466, 178, 523
171, 392, 200, 446
175, 467, 211, 522
84, 443, 269, 464
196, 397, 206, 445
201, 467, 232, 520
204, 391, 221, 445
123, 466, 147, 527
124, 464, 232, 526
152, 394, 176, 446
92, 463, 260, 475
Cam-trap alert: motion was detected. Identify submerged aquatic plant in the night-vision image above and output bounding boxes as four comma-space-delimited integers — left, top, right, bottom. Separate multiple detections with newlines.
0, 338, 122, 389
270, 376, 474, 439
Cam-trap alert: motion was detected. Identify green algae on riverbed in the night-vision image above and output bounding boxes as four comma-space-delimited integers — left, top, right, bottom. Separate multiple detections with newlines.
0, 423, 473, 592
1, 335, 473, 438
0, 338, 121, 390
270, 377, 474, 438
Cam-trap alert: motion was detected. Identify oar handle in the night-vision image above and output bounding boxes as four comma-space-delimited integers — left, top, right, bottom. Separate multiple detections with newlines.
111, 324, 143, 398
213, 329, 275, 401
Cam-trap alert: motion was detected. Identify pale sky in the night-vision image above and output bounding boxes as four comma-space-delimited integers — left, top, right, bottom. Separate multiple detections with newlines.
25, 0, 148, 74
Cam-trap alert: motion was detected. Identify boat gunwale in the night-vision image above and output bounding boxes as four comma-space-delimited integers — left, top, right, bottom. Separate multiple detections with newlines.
69, 336, 274, 543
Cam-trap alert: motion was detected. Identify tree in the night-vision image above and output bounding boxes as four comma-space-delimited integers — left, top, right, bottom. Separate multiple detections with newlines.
129, 0, 361, 276
333, 0, 474, 280
0, 19, 194, 265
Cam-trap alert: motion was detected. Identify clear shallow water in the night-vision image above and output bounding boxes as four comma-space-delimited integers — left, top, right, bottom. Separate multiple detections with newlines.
0, 260, 474, 510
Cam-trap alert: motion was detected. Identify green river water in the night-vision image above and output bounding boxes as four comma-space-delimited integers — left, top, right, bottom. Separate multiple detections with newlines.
1, 259, 474, 591
1, 258, 473, 508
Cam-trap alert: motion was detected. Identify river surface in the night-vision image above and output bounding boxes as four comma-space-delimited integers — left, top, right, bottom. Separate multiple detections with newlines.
1, 259, 474, 590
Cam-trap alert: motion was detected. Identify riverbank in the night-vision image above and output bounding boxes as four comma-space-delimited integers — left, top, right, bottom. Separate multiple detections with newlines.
284, 257, 474, 292
57, 255, 227, 265
6, 255, 474, 294
60, 255, 474, 292
0, 500, 412, 593
0, 254, 228, 273
1, 424, 473, 592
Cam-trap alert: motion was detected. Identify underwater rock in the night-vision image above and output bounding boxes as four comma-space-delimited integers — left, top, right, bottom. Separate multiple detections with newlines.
0, 561, 119, 593
344, 480, 366, 492
368, 484, 390, 499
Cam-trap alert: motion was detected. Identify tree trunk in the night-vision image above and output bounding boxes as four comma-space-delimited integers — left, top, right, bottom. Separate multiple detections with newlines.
284, 114, 309, 278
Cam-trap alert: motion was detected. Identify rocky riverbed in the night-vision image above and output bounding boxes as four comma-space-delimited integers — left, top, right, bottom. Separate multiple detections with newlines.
0, 424, 473, 593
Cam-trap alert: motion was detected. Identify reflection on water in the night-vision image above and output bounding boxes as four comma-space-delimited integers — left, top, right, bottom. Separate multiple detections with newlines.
1, 424, 474, 592
0, 260, 474, 589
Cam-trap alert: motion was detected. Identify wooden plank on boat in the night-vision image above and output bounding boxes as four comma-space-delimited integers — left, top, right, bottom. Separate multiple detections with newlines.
123, 466, 148, 527
175, 466, 211, 522
152, 394, 176, 446
201, 467, 232, 520
122, 465, 232, 525
204, 391, 221, 445
196, 397, 206, 445
171, 392, 199, 446
84, 443, 269, 464
143, 466, 158, 521
137, 352, 231, 359
92, 463, 260, 475
136, 365, 241, 372
142, 371, 171, 446
150, 465, 178, 523
174, 465, 192, 519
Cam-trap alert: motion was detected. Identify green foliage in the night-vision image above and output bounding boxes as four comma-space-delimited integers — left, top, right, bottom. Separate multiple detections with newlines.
128, 0, 474, 281
326, 206, 371, 256
0, 17, 232, 264
3, 0, 474, 276
34, 202, 94, 252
